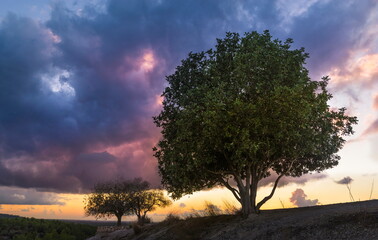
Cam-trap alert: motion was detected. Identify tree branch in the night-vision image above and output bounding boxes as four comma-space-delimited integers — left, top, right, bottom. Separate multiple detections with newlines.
219, 177, 241, 202
255, 173, 284, 211
207, 169, 233, 176
233, 173, 245, 194
255, 160, 296, 211
245, 166, 251, 193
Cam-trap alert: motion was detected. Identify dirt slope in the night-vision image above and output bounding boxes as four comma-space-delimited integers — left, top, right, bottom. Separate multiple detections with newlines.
89, 200, 378, 240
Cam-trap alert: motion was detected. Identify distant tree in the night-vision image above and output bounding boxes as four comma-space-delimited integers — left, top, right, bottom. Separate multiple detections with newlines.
153, 30, 357, 217
129, 188, 172, 224
84, 178, 171, 225
84, 179, 134, 226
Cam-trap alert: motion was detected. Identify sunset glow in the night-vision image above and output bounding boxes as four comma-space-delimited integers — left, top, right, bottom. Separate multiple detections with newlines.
329, 53, 378, 85
0, 0, 377, 223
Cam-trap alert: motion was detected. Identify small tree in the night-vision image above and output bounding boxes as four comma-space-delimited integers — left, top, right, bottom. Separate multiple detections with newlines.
130, 189, 172, 224
84, 178, 171, 225
84, 180, 133, 226
153, 30, 357, 217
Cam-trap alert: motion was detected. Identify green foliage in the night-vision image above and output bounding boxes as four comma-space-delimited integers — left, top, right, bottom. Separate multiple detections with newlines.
0, 217, 96, 240
154, 30, 357, 215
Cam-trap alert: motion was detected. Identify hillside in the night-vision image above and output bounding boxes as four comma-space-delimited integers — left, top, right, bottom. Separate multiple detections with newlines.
0, 217, 96, 239
0, 213, 19, 219
89, 200, 378, 240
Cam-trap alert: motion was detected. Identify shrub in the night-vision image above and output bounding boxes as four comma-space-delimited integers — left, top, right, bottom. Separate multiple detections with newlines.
163, 213, 181, 224
138, 216, 151, 225
132, 223, 142, 235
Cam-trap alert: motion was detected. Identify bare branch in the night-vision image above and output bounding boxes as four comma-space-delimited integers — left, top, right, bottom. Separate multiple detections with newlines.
256, 173, 284, 211
256, 160, 296, 211
219, 177, 241, 202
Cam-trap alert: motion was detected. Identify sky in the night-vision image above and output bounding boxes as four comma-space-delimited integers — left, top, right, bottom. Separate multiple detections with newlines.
0, 0, 378, 222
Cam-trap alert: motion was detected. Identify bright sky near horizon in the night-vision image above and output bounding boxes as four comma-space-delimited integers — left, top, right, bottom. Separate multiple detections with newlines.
0, 0, 378, 222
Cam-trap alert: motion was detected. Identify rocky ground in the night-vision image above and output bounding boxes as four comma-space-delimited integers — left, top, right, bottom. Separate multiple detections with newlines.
87, 200, 378, 240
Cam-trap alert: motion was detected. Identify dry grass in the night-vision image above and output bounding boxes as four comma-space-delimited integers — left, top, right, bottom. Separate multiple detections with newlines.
163, 213, 181, 224
222, 200, 239, 214
124, 200, 378, 240
369, 179, 375, 200
184, 200, 239, 219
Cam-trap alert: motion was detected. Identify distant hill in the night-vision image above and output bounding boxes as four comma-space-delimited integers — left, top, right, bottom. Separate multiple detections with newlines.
61, 219, 126, 226
0, 213, 19, 219
88, 200, 378, 240
0, 216, 96, 239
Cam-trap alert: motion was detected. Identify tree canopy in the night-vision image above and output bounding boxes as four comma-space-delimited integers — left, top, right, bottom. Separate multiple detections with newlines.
84, 179, 136, 226
130, 189, 172, 223
153, 30, 357, 217
84, 178, 171, 225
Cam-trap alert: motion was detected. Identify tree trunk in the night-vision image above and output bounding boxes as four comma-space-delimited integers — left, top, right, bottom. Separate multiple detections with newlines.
116, 215, 122, 226
250, 178, 259, 214
223, 172, 284, 217
137, 213, 143, 224
240, 190, 252, 218
222, 172, 275, 217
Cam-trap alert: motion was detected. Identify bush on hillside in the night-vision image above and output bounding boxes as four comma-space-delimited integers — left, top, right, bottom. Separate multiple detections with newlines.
0, 217, 96, 240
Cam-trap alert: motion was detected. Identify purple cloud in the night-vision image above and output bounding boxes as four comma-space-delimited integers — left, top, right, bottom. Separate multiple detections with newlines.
290, 188, 319, 207
179, 203, 186, 208
335, 176, 353, 185
258, 172, 327, 188
0, 0, 376, 195
0, 187, 65, 205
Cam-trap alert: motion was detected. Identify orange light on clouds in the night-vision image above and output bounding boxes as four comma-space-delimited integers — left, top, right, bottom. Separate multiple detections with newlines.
372, 93, 378, 110
140, 51, 156, 72
1, 175, 376, 222
116, 49, 161, 89
356, 54, 378, 78
150, 94, 164, 111
329, 52, 378, 85
0, 194, 85, 220
155, 95, 163, 106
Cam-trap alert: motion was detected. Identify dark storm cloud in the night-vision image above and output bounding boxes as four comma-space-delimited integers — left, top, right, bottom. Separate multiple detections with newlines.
287, 0, 376, 79
0, 0, 375, 195
0, 0, 250, 193
0, 187, 64, 205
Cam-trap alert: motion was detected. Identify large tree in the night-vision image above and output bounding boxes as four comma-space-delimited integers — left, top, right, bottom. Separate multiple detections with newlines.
153, 31, 357, 217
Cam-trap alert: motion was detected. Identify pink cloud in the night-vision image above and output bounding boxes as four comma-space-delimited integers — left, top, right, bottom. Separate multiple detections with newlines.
328, 52, 378, 87
373, 94, 378, 110
289, 188, 319, 207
